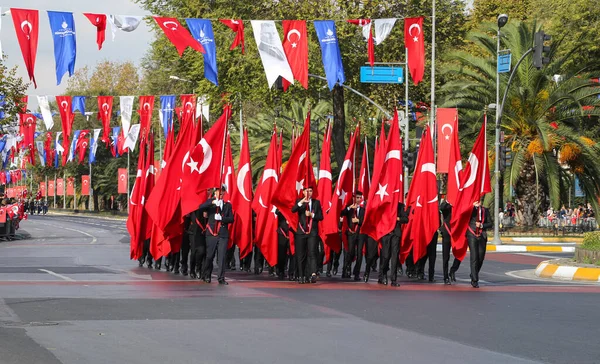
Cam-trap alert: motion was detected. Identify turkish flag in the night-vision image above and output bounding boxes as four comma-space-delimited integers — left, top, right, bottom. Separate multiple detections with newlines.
252, 130, 280, 266
11, 8, 39, 88
118, 168, 128, 194
56, 179, 64, 195
97, 96, 113, 147
323, 126, 359, 251
446, 115, 463, 206
44, 132, 54, 166
56, 96, 74, 165
219, 19, 245, 54
48, 180, 55, 197
66, 177, 75, 196
180, 105, 230, 217
282, 20, 308, 90
39, 182, 46, 196
76, 130, 90, 164
361, 110, 403, 241
117, 130, 127, 155
176, 94, 196, 122
0, 208, 6, 224
128, 137, 146, 259
19, 114, 36, 165
317, 124, 334, 245
450, 117, 491, 261
436, 108, 458, 173
145, 99, 199, 236
404, 127, 439, 262
6, 188, 14, 199
222, 136, 235, 203
272, 112, 316, 231
0, 173, 6, 186
162, 124, 176, 168
140, 134, 156, 243
358, 138, 371, 198
83, 13, 107, 50
81, 175, 91, 196
138, 96, 154, 139
231, 129, 254, 259
154, 17, 205, 56
404, 17, 425, 85
347, 19, 375, 67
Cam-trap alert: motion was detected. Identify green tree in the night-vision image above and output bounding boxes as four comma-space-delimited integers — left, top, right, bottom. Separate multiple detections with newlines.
440, 21, 600, 226
0, 57, 29, 125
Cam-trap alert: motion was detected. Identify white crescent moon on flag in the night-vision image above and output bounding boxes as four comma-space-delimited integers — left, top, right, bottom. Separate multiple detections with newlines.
287, 29, 301, 42
143, 102, 151, 111
421, 162, 436, 175
231, 19, 239, 24
102, 103, 109, 112
416, 195, 422, 207
20, 20, 32, 34
198, 139, 212, 174
61, 101, 68, 109
262, 169, 279, 183
442, 123, 453, 136
298, 151, 307, 166
385, 150, 401, 162
408, 23, 421, 36
184, 102, 194, 111
163, 21, 178, 29
319, 170, 332, 181
237, 163, 251, 202
462, 154, 479, 189
259, 196, 268, 209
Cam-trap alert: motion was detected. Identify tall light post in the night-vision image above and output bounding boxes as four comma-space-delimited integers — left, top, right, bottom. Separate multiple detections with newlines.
493, 14, 509, 245
169, 75, 195, 95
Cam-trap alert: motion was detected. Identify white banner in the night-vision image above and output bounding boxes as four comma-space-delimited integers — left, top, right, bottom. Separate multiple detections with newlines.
108, 15, 142, 41
36, 141, 45, 167
374, 18, 397, 45
119, 96, 134, 137
251, 20, 294, 88
124, 124, 140, 152
55, 132, 64, 154
91, 128, 101, 156
37, 95, 54, 130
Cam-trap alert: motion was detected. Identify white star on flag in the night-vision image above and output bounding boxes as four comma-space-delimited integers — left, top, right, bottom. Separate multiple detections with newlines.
338, 189, 347, 203
413, 36, 419, 42
296, 179, 305, 194
376, 183, 389, 201
187, 157, 199, 173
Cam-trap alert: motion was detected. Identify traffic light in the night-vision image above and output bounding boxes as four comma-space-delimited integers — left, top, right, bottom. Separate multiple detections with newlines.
499, 146, 507, 172
533, 31, 551, 70
404, 151, 416, 170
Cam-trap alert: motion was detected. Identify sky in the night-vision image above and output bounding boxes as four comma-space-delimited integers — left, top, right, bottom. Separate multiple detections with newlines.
1, 0, 154, 111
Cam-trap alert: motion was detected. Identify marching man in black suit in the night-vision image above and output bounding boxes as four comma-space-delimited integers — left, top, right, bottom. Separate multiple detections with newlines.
291, 186, 323, 284
341, 191, 368, 281
466, 199, 492, 288
199, 185, 235, 285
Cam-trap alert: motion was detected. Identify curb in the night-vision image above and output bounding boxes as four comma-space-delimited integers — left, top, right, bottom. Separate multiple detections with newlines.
535, 260, 600, 282
46, 212, 127, 222
435, 244, 575, 253
498, 237, 583, 243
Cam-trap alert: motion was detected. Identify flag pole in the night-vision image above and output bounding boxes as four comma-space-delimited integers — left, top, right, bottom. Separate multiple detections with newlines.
53, 173, 56, 209
127, 151, 130, 213
404, 46, 410, 198
74, 177, 77, 211
63, 171, 66, 209
45, 175, 48, 205
89, 161, 93, 211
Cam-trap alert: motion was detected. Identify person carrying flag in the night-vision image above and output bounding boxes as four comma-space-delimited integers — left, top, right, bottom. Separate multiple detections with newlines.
291, 186, 323, 284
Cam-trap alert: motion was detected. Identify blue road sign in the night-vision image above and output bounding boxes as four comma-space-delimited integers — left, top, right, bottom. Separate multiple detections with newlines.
360, 66, 403, 84
498, 53, 512, 73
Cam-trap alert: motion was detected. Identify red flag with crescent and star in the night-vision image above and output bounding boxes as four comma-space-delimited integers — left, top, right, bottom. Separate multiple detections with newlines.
76, 130, 90, 164
56, 96, 74, 165
138, 96, 154, 139
219, 19, 245, 54
282, 20, 308, 90
180, 105, 230, 217
404, 17, 425, 85
252, 129, 280, 267
436, 108, 458, 173
358, 137, 371, 199
127, 137, 146, 259
347, 19, 375, 67
66, 177, 75, 196
117, 168, 128, 194
450, 116, 491, 261
446, 117, 463, 206
81, 175, 91, 196
140, 134, 156, 243
11, 8, 39, 88
153, 17, 205, 56
361, 110, 403, 241
221, 135, 234, 203
231, 129, 253, 259
83, 13, 107, 50
97, 96, 113, 147
56, 178, 64, 196
48, 180, 55, 197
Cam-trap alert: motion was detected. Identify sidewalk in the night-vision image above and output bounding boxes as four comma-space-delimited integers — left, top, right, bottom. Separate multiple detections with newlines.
535, 259, 600, 282
435, 243, 576, 253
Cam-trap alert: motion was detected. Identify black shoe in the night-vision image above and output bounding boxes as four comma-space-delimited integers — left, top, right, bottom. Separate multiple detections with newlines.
377, 279, 385, 285
417, 273, 425, 280
230, 266, 236, 271
269, 271, 276, 277
363, 273, 370, 283
383, 276, 388, 285
173, 269, 180, 275
182, 268, 188, 276
390, 281, 400, 287
147, 263, 153, 269
310, 274, 317, 283
190, 272, 197, 279
398, 268, 404, 277
471, 280, 479, 288
154, 263, 161, 270
326, 271, 332, 277
204, 277, 211, 283
197, 274, 203, 280
298, 277, 304, 284
332, 267, 338, 276
288, 275, 295, 282
444, 278, 451, 285
449, 271, 456, 282
353, 275, 361, 281
138, 261, 144, 267
218, 279, 229, 285
428, 277, 435, 283
277, 274, 284, 280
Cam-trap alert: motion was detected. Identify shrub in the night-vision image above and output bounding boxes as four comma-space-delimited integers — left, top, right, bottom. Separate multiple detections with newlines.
581, 232, 600, 251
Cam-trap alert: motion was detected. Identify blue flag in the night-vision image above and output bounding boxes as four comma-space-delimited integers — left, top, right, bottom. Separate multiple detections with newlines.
112, 126, 121, 157
21, 170, 26, 181
0, 95, 5, 120
314, 21, 345, 90
54, 140, 59, 168
5, 171, 10, 184
186, 19, 218, 86
48, 11, 77, 85
72, 96, 86, 114
0, 135, 6, 154
70, 130, 81, 161
159, 95, 176, 138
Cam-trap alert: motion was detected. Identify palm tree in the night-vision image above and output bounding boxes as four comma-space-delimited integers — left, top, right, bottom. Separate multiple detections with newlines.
440, 21, 600, 226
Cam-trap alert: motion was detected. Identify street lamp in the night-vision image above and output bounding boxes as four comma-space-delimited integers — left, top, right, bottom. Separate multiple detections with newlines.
169, 75, 195, 94
493, 14, 508, 245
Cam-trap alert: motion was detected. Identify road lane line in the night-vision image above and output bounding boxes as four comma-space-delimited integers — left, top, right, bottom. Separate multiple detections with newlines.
36, 222, 98, 244
38, 269, 76, 282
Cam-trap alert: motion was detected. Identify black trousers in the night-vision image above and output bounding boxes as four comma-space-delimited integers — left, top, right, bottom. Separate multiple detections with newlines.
326, 249, 341, 273
442, 228, 461, 279
359, 235, 378, 275
379, 233, 400, 281
295, 233, 318, 279
190, 231, 206, 276
180, 233, 191, 271
226, 246, 236, 269
317, 239, 325, 273
406, 250, 416, 275
417, 232, 438, 279
139, 238, 152, 266
277, 232, 290, 276
204, 234, 228, 280
467, 232, 487, 282
345, 232, 362, 277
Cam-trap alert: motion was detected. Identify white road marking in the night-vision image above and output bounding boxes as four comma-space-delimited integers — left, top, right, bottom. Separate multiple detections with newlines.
36, 222, 98, 244
38, 269, 76, 282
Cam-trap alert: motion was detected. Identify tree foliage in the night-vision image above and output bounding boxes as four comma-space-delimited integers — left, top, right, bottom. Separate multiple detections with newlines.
0, 57, 29, 126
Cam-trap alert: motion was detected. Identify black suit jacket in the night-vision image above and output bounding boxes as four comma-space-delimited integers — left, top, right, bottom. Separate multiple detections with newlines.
276, 210, 289, 235
394, 203, 409, 237
439, 200, 452, 234
199, 198, 234, 238
291, 198, 323, 236
467, 206, 493, 239
342, 202, 366, 234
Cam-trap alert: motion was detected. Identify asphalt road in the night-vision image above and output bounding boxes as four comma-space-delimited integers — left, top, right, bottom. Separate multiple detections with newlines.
0, 214, 597, 364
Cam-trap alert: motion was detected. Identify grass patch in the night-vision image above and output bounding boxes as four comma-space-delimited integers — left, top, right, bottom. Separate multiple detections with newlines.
581, 232, 600, 251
